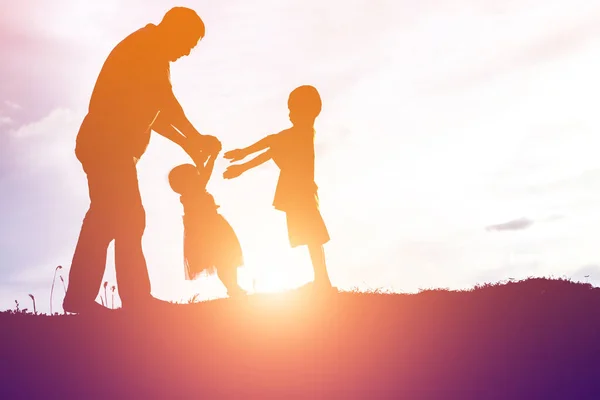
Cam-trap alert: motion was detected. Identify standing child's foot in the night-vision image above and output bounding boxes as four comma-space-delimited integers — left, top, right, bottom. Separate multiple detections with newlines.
313, 280, 338, 295
227, 286, 248, 299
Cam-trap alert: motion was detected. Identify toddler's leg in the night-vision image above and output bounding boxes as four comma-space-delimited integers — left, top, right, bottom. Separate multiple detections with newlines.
217, 264, 246, 297
308, 244, 332, 288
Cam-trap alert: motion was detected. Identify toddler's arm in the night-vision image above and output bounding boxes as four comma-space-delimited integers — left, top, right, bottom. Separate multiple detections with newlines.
198, 151, 218, 188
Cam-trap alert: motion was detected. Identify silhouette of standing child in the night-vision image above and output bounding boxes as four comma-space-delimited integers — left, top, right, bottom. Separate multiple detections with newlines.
223, 85, 334, 292
169, 153, 247, 298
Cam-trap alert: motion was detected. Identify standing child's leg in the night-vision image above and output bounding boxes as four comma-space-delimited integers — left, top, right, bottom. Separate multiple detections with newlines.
308, 244, 332, 288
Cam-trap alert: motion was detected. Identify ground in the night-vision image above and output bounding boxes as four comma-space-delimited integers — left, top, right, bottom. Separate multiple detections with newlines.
2, 278, 600, 399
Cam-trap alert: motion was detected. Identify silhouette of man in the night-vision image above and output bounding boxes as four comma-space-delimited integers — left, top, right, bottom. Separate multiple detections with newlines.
63, 7, 220, 314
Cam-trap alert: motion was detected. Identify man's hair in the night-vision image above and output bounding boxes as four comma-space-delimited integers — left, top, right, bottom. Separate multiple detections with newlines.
160, 7, 205, 39
288, 85, 322, 118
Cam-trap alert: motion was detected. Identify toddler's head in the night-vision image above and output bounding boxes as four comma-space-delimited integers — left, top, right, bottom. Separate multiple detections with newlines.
288, 85, 321, 126
168, 163, 202, 195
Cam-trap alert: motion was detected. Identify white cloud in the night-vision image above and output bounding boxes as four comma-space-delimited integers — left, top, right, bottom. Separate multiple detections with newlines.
8, 108, 83, 178
10, 108, 79, 138
3, 100, 21, 110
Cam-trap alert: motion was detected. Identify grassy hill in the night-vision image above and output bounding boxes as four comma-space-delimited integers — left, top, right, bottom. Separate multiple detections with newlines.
2, 278, 600, 399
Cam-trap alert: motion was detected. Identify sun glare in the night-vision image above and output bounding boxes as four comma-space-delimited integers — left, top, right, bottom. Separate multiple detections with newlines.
240, 245, 314, 294
151, 217, 316, 303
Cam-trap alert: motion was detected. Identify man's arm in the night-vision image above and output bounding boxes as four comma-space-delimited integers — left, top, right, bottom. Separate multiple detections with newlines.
223, 150, 272, 179
160, 91, 221, 153
152, 113, 210, 166
151, 112, 186, 147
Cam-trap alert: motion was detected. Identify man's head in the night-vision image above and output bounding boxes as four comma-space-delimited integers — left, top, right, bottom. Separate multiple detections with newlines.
288, 85, 322, 126
157, 7, 205, 62
169, 163, 201, 194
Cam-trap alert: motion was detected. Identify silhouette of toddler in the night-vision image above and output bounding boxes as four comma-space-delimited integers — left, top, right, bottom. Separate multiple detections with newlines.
169, 159, 246, 298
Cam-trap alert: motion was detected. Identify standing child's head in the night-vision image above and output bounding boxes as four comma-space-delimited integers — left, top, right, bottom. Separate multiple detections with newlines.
288, 85, 321, 127
169, 163, 202, 195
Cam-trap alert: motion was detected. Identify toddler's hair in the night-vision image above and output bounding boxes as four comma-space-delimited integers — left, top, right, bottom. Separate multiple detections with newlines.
168, 163, 200, 194
288, 85, 322, 118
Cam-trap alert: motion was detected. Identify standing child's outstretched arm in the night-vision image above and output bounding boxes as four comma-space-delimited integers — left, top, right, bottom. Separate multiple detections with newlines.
223, 134, 276, 162
223, 150, 272, 179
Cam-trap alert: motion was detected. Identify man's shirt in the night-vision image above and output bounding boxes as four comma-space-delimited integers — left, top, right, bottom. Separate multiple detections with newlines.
76, 23, 172, 160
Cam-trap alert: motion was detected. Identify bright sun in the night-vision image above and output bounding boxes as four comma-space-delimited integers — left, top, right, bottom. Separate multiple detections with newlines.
156, 220, 316, 303
137, 145, 317, 303
216, 192, 316, 296
239, 245, 314, 294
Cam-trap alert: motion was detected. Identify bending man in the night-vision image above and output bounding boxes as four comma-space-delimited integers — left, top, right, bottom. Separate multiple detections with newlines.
64, 7, 219, 314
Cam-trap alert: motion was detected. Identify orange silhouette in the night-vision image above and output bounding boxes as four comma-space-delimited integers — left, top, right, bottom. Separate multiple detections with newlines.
169, 154, 247, 298
224, 85, 334, 292
64, 7, 220, 314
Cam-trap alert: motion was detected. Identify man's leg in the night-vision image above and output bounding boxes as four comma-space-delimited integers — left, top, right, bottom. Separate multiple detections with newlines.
113, 158, 151, 308
63, 164, 116, 314
114, 222, 151, 308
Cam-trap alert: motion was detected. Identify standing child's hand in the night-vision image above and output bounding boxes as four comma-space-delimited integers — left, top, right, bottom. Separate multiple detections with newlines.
223, 164, 245, 179
223, 149, 246, 162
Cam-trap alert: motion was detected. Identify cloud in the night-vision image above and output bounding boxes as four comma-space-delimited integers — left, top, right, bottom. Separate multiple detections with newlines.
486, 217, 534, 232
542, 214, 566, 223
473, 261, 541, 287
10, 107, 78, 138
569, 264, 600, 287
425, 5, 600, 94
0, 107, 87, 295
0, 101, 17, 128
6, 108, 82, 175
4, 100, 21, 110
526, 168, 600, 195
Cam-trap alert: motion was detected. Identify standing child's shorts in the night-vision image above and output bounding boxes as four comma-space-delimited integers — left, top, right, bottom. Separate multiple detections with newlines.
282, 192, 330, 248
183, 213, 244, 280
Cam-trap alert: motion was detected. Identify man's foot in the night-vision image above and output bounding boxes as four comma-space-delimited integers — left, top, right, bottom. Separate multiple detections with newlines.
121, 296, 171, 314
63, 298, 113, 316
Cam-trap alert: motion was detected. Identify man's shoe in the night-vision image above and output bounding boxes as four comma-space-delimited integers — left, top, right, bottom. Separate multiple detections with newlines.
63, 298, 113, 315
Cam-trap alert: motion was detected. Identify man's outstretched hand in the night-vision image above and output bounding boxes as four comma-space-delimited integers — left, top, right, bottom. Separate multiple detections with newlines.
184, 140, 208, 166
223, 164, 245, 180
201, 134, 222, 154
185, 134, 221, 165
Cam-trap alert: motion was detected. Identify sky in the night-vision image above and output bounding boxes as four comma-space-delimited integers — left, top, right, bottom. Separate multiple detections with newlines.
2, 0, 600, 313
